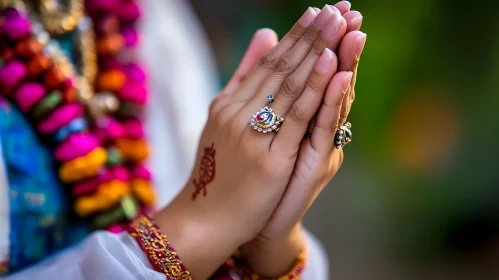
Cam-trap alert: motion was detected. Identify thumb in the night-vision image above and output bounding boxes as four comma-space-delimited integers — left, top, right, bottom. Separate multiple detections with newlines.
223, 28, 278, 95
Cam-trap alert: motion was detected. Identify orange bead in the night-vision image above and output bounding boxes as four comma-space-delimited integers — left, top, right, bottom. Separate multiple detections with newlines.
62, 87, 78, 103
97, 70, 126, 92
27, 54, 52, 77
115, 138, 149, 163
97, 33, 124, 55
15, 38, 42, 58
44, 66, 66, 89
131, 178, 156, 206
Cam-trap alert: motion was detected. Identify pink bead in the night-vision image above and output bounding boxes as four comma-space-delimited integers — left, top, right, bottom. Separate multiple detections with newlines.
54, 133, 100, 161
118, 2, 141, 22
123, 118, 144, 139
14, 82, 45, 111
121, 26, 139, 47
131, 164, 151, 181
1, 16, 31, 41
94, 118, 126, 143
119, 81, 147, 104
112, 165, 130, 182
125, 63, 146, 83
72, 176, 101, 197
0, 61, 27, 88
86, 0, 120, 13
99, 57, 122, 70
107, 224, 126, 234
38, 104, 83, 133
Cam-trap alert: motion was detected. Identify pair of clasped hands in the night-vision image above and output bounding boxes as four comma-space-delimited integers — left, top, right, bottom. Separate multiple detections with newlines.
156, 2, 366, 279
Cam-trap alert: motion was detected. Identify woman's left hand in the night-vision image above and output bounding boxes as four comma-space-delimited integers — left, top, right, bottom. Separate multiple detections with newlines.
240, 4, 367, 277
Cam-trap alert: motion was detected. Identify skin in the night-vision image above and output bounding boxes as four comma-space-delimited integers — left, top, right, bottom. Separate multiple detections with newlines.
154, 2, 367, 279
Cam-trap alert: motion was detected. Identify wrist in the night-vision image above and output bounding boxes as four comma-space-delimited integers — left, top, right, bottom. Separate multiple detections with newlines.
241, 223, 306, 278
153, 186, 244, 279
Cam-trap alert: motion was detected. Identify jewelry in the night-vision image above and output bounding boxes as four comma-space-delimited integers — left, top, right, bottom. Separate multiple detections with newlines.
334, 122, 352, 149
235, 251, 306, 280
266, 94, 275, 103
39, 0, 84, 36
128, 215, 193, 280
250, 106, 284, 133
0, 1, 155, 232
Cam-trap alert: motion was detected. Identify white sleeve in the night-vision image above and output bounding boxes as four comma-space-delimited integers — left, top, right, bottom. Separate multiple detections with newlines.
303, 229, 329, 280
3, 232, 164, 280
2, 230, 328, 280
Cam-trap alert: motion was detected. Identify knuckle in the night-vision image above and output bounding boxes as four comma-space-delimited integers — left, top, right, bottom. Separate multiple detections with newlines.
258, 52, 276, 69
209, 96, 222, 114
280, 75, 298, 97
288, 104, 307, 123
274, 54, 296, 74
302, 29, 318, 45
311, 41, 325, 56
287, 25, 305, 42
306, 76, 323, 92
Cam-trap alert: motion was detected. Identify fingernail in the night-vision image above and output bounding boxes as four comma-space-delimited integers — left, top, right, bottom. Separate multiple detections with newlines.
313, 5, 334, 28
351, 16, 363, 29
312, 7, 321, 13
356, 32, 367, 59
321, 13, 341, 39
344, 1, 352, 9
299, 7, 318, 27
342, 72, 353, 93
315, 48, 334, 74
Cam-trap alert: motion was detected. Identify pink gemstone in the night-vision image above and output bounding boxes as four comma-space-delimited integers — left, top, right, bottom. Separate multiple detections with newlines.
256, 112, 267, 122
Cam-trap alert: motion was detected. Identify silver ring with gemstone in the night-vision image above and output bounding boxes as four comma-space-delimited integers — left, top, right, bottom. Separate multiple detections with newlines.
250, 106, 284, 133
334, 122, 352, 149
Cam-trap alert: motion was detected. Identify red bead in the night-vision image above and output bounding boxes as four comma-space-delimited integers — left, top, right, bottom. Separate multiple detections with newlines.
27, 54, 52, 77
62, 87, 78, 103
1, 49, 15, 61
44, 66, 66, 89
15, 38, 42, 58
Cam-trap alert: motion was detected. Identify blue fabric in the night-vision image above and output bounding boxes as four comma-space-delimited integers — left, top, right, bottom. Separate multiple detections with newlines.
0, 99, 88, 274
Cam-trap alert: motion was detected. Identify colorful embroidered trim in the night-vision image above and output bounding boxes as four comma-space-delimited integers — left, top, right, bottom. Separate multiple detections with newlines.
128, 215, 192, 280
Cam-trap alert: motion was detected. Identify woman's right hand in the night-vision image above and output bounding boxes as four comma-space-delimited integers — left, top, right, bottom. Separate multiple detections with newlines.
154, 5, 346, 279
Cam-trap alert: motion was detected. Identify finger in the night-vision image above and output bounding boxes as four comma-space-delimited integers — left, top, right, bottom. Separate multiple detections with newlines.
271, 49, 337, 156
243, 5, 334, 109
343, 11, 363, 32
305, 29, 364, 135
333, 1, 351, 14
223, 28, 278, 95
337, 31, 366, 124
231, 7, 319, 101
263, 7, 346, 118
310, 71, 353, 153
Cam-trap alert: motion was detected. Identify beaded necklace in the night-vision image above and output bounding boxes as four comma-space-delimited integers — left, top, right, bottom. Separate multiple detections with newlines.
0, 0, 155, 232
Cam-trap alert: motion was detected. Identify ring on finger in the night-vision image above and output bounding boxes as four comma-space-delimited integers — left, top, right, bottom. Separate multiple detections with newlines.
334, 122, 352, 149
250, 106, 284, 134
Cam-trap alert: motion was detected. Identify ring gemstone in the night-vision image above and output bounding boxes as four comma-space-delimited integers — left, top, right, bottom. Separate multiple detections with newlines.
256, 112, 272, 123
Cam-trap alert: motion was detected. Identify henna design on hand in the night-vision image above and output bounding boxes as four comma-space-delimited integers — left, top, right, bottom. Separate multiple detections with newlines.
192, 143, 216, 200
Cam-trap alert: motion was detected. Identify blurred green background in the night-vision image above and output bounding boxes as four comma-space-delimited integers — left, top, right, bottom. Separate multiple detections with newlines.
190, 0, 499, 278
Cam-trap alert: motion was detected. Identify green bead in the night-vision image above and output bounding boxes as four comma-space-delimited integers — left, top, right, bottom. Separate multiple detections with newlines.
106, 147, 123, 165
91, 196, 139, 229
32, 90, 63, 119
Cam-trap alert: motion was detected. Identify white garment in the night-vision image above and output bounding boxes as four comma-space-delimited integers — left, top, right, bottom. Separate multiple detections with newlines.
4, 230, 326, 280
0, 0, 328, 278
